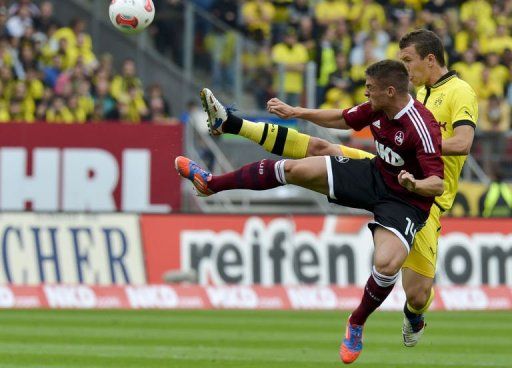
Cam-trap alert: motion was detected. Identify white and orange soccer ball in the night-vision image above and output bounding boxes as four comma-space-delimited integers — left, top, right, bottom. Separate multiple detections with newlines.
109, 0, 155, 34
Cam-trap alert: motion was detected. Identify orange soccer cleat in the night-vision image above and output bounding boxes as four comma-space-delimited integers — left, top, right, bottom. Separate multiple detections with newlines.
174, 156, 215, 197
339, 316, 364, 364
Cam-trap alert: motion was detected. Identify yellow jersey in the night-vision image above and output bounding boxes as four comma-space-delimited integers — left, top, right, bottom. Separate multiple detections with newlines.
416, 71, 478, 211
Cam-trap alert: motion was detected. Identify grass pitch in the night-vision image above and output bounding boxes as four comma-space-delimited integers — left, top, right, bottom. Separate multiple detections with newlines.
0, 309, 510, 367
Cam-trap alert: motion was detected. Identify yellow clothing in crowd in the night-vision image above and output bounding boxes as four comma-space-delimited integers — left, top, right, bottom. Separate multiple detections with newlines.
451, 60, 484, 92
315, 0, 349, 25
242, 0, 275, 39
46, 107, 75, 124
271, 42, 309, 94
460, 0, 495, 37
348, 1, 386, 32
110, 76, 144, 101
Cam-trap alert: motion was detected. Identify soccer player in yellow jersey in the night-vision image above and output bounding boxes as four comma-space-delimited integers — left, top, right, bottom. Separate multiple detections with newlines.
202, 29, 477, 360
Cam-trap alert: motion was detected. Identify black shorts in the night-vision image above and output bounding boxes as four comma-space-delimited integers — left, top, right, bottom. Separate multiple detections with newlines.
325, 156, 428, 251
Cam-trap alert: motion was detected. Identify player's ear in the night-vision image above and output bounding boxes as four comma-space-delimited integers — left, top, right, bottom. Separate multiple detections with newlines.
427, 53, 436, 66
387, 86, 395, 97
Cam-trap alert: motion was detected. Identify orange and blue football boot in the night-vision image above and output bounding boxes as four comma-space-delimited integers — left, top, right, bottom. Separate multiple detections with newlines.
339, 316, 363, 364
175, 156, 215, 197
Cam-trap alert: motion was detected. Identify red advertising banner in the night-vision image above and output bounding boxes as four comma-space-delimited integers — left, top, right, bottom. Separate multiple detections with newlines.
140, 214, 370, 286
140, 214, 512, 287
0, 123, 182, 212
1, 285, 511, 311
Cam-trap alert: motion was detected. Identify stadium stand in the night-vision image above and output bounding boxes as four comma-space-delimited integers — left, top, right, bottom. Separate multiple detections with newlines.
1, 0, 511, 202
151, 0, 512, 180
0, 0, 176, 125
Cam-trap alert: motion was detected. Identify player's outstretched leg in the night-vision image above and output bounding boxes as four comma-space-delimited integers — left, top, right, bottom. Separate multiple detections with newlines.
200, 88, 311, 158
200, 88, 376, 160
176, 156, 288, 195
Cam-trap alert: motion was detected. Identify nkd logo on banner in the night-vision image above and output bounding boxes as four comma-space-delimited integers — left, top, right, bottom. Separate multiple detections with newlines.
0, 123, 182, 212
0, 213, 146, 285
141, 215, 512, 287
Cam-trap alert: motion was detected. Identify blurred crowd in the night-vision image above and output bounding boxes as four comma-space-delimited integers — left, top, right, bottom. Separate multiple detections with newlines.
0, 0, 175, 124
152, 0, 512, 177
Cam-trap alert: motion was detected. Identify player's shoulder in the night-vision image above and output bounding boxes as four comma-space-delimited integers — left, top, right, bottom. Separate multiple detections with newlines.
411, 99, 435, 119
404, 100, 439, 134
345, 101, 371, 114
446, 75, 477, 97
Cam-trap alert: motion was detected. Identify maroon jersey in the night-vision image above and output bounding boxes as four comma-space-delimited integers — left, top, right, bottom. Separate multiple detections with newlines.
342, 98, 443, 213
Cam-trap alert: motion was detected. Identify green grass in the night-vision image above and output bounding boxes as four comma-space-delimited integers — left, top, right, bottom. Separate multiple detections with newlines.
0, 309, 511, 367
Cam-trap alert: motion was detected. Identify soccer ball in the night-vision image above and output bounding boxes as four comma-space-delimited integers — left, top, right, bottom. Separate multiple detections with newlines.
109, 0, 155, 34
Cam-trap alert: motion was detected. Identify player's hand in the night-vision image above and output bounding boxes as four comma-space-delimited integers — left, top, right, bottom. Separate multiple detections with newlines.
398, 170, 416, 192
266, 98, 296, 119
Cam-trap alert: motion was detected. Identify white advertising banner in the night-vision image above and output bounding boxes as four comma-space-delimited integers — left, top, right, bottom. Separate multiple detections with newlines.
0, 213, 146, 285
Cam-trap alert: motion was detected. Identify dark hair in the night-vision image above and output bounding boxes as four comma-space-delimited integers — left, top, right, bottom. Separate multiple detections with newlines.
399, 29, 446, 67
365, 60, 409, 94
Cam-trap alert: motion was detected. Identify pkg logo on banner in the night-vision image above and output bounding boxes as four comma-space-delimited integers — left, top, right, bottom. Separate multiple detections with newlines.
141, 214, 512, 287
0, 123, 182, 213
0, 213, 146, 285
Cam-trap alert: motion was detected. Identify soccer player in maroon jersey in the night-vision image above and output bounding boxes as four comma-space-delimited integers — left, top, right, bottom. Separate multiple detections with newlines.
175, 59, 444, 364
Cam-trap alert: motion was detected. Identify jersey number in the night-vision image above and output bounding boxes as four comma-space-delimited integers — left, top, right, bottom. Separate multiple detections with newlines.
405, 217, 417, 238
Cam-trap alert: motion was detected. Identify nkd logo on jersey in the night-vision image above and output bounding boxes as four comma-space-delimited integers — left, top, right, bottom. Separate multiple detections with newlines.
375, 142, 404, 166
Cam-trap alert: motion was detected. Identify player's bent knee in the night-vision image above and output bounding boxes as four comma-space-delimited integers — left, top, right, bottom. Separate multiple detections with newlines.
405, 286, 431, 309
374, 259, 403, 277
306, 137, 339, 157
284, 160, 309, 182
283, 160, 317, 183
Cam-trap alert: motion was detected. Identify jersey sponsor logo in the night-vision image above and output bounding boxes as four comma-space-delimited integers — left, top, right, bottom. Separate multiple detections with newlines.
334, 156, 350, 163
375, 142, 404, 166
439, 122, 447, 131
433, 93, 445, 107
372, 120, 381, 128
394, 131, 404, 146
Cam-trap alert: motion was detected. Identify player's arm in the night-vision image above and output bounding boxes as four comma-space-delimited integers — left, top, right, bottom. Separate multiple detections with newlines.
442, 124, 475, 155
398, 171, 444, 197
267, 98, 350, 129
443, 87, 478, 155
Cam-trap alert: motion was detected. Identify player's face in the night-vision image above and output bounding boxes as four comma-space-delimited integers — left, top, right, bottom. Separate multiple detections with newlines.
399, 45, 429, 87
364, 77, 387, 110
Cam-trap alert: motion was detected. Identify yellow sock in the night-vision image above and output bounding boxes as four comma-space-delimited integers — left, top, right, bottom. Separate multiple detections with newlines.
239, 119, 310, 159
239, 119, 265, 144
282, 128, 310, 158
340, 145, 376, 160
407, 288, 435, 314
